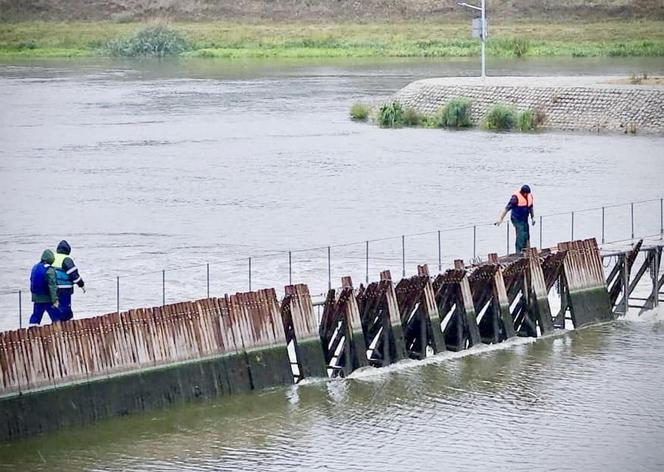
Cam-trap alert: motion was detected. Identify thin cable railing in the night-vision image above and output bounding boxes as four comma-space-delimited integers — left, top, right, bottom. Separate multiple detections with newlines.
1, 196, 662, 331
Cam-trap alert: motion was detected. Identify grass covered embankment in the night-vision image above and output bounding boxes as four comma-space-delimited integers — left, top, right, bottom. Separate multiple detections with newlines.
0, 20, 663, 59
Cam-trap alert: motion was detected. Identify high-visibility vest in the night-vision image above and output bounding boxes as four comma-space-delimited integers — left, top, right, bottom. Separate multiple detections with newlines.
52, 253, 73, 289
513, 190, 533, 208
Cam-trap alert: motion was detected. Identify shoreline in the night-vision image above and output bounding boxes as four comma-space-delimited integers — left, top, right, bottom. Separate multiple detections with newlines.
1, 19, 663, 59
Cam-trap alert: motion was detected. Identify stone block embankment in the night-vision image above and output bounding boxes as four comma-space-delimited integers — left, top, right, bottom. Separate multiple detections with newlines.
393, 77, 664, 134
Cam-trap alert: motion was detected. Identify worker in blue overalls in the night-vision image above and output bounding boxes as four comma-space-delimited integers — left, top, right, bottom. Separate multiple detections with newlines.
52, 240, 85, 321
495, 185, 536, 254
29, 249, 60, 327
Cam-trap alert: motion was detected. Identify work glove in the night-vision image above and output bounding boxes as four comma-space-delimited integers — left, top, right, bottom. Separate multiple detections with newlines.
494, 220, 502, 226
531, 218, 536, 226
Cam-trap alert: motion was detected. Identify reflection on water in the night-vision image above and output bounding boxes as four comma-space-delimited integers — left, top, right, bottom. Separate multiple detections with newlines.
1, 318, 663, 471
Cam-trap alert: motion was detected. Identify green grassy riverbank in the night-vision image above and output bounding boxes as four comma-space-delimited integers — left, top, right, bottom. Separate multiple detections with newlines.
1, 20, 663, 59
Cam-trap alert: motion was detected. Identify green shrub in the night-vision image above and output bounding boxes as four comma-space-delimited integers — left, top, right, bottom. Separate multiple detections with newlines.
484, 104, 517, 130
517, 110, 535, 131
105, 25, 190, 57
403, 107, 424, 126
439, 97, 473, 128
350, 102, 370, 121
421, 114, 441, 128
377, 101, 405, 128
16, 40, 38, 50
508, 38, 530, 58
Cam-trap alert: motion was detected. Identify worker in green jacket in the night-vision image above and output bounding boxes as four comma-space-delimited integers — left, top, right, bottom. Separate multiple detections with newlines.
29, 249, 60, 326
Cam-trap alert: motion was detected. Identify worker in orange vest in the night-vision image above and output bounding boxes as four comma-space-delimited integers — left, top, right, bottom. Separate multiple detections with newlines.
495, 185, 535, 253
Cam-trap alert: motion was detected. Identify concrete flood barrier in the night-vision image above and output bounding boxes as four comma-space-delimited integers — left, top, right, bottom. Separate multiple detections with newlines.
392, 77, 664, 134
2, 237, 659, 442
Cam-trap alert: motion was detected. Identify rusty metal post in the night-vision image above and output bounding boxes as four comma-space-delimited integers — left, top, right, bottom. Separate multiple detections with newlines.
539, 216, 543, 248
116, 276, 120, 314
659, 198, 664, 239
365, 240, 369, 284
327, 246, 331, 290
248, 257, 252, 291
621, 253, 629, 316
571, 212, 575, 241
653, 248, 660, 308
602, 206, 605, 244
289, 251, 292, 286
162, 270, 165, 306
18, 290, 22, 329
473, 225, 477, 260
437, 230, 442, 272
402, 235, 406, 277
206, 263, 210, 298
631, 202, 635, 240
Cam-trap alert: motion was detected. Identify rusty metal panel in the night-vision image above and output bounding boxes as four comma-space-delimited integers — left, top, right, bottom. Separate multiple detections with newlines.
559, 239, 613, 326
525, 248, 554, 334
283, 284, 317, 339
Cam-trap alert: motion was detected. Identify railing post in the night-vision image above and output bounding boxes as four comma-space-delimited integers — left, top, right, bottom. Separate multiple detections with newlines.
631, 202, 635, 240
365, 240, 369, 284
539, 215, 543, 248
206, 263, 210, 298
653, 248, 660, 309
401, 235, 406, 277
621, 253, 629, 316
473, 225, 477, 260
162, 270, 165, 306
288, 251, 292, 285
437, 230, 442, 272
571, 211, 575, 240
659, 198, 664, 239
116, 276, 120, 314
327, 246, 331, 290
18, 290, 22, 329
601, 206, 605, 244
248, 257, 252, 291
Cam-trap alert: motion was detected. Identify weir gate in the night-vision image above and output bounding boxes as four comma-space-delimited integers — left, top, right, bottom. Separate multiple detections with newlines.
1, 237, 662, 441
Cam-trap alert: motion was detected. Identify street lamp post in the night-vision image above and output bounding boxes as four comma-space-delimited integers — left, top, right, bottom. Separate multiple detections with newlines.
458, 0, 487, 78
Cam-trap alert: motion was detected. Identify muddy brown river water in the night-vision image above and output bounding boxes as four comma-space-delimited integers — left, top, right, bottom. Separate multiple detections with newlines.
0, 56, 663, 470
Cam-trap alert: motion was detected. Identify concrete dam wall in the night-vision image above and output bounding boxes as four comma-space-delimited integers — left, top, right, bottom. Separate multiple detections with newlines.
5, 237, 658, 442
392, 77, 664, 134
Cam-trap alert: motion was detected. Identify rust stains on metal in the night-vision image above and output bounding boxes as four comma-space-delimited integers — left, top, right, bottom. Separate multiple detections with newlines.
395, 264, 444, 358
1, 237, 634, 398
282, 284, 317, 340
0, 290, 288, 394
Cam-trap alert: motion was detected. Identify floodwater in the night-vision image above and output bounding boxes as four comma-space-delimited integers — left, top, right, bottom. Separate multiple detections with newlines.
1, 57, 664, 328
1, 56, 664, 469
2, 317, 664, 471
